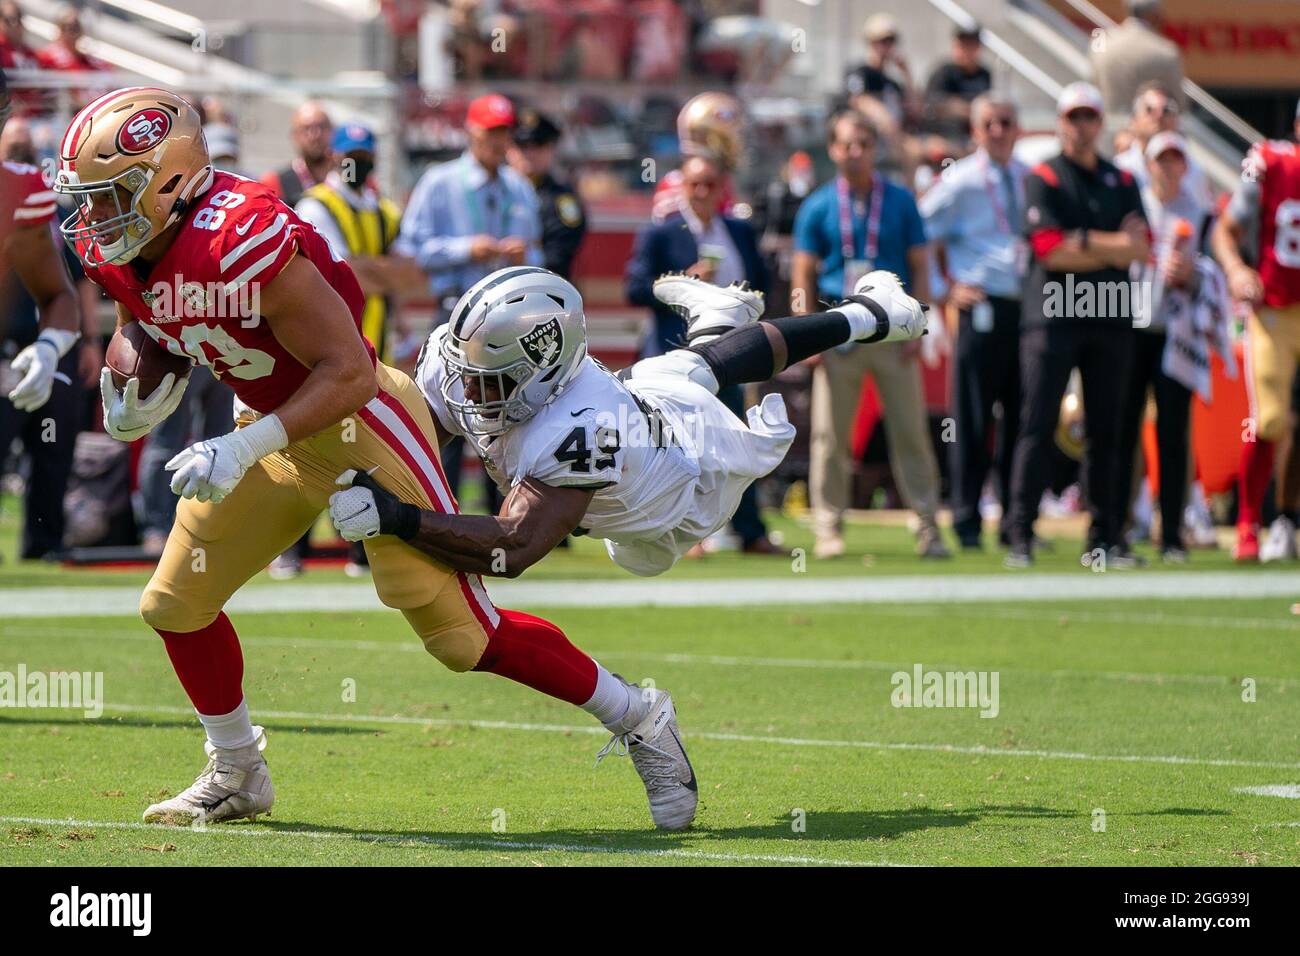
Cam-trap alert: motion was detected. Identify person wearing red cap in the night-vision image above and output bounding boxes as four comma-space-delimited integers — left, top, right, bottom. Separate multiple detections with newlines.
393, 92, 541, 504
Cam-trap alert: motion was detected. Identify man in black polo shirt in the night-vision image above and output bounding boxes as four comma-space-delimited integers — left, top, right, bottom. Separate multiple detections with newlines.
925, 24, 992, 138
1006, 82, 1150, 568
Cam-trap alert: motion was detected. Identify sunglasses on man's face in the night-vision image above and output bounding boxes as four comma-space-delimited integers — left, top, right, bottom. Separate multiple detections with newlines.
983, 116, 1016, 131
874, 35, 897, 45
1065, 109, 1100, 124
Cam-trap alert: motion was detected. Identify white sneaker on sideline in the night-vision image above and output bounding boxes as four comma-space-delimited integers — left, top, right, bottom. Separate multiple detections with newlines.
1260, 516, 1298, 563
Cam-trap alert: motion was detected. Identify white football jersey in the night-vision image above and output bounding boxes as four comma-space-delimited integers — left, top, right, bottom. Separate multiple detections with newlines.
416, 325, 703, 543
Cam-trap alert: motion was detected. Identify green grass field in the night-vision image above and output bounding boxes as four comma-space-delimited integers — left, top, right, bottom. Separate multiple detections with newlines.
2, 498, 1299, 867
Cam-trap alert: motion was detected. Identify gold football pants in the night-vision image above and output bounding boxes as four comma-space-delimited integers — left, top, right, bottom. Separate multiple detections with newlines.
1245, 304, 1300, 443
138, 363, 499, 671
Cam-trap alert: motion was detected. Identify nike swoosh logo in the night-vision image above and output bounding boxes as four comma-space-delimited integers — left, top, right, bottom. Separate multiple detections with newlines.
235, 216, 256, 236
669, 727, 698, 792
571, 407, 594, 417
342, 502, 372, 522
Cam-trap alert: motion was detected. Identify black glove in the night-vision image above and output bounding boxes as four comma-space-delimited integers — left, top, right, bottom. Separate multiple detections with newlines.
350, 470, 422, 541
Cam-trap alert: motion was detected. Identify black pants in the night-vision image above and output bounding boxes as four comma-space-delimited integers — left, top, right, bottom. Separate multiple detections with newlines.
949, 296, 1021, 543
1007, 321, 1136, 549
0, 350, 84, 558
1116, 331, 1192, 550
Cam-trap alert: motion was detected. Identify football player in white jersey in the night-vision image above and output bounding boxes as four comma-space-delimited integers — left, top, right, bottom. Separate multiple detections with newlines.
331, 265, 925, 578
327, 266, 923, 830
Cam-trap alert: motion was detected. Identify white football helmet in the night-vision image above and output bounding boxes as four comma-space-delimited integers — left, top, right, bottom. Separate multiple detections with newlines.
439, 266, 587, 436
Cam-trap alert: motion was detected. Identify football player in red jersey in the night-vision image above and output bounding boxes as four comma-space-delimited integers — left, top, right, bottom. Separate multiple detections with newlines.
54, 87, 701, 831
1212, 101, 1300, 562
0, 67, 81, 411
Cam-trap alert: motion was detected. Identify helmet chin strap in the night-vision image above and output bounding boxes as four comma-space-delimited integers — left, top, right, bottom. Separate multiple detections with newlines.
159, 165, 214, 233
104, 238, 143, 266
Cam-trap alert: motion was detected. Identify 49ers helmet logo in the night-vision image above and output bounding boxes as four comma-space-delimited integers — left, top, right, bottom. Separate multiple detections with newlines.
117, 108, 171, 154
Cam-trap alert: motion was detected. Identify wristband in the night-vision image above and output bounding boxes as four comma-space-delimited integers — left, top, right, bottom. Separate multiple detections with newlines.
391, 502, 421, 541
37, 328, 81, 359
232, 413, 289, 463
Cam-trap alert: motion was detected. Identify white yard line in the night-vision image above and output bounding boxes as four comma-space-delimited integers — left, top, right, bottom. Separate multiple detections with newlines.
2, 571, 1297, 618
1233, 785, 1300, 798
72, 702, 1300, 771
10, 624, 1298, 690
0, 815, 891, 867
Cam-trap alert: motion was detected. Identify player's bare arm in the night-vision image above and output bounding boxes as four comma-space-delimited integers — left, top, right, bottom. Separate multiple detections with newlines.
4, 220, 81, 411
331, 470, 593, 577
257, 254, 378, 442
1211, 207, 1265, 306
5, 223, 78, 335
163, 254, 379, 501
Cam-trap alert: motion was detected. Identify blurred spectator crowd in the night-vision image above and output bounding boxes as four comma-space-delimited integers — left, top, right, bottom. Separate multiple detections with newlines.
4, 0, 1300, 573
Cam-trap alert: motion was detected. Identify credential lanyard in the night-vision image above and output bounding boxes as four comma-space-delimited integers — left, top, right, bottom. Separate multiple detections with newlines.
837, 173, 882, 264
462, 163, 512, 237
983, 154, 1015, 235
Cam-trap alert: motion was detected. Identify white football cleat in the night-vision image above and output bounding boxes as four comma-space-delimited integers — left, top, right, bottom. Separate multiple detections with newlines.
652, 273, 764, 345
1260, 515, 1298, 563
143, 727, 273, 826
846, 270, 927, 343
596, 678, 698, 830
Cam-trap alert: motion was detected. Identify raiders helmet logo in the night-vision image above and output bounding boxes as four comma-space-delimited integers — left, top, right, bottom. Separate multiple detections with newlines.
117, 109, 172, 155
519, 317, 563, 367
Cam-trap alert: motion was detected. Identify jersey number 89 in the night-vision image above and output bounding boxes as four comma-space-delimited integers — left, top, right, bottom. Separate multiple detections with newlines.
1275, 199, 1300, 269
192, 189, 247, 232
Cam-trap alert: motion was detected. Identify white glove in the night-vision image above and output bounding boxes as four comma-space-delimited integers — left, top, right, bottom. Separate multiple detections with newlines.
166, 413, 288, 503
8, 329, 78, 412
329, 470, 382, 541
100, 367, 189, 442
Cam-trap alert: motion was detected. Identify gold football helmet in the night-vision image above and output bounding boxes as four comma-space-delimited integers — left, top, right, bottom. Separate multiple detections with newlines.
1055, 372, 1085, 462
54, 87, 214, 266
677, 92, 745, 171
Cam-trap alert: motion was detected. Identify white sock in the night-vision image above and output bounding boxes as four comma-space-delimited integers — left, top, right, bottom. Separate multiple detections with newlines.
581, 665, 636, 727
197, 699, 256, 751
833, 301, 876, 341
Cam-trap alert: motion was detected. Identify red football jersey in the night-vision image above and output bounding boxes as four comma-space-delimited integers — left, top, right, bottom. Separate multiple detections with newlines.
1246, 140, 1300, 309
0, 160, 58, 273
82, 171, 373, 413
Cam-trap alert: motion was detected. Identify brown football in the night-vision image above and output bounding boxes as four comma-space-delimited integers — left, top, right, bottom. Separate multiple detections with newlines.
106, 322, 192, 399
